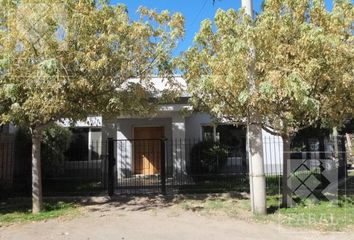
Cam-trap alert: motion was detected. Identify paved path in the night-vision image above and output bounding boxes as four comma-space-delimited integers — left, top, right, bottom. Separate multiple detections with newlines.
0, 199, 353, 240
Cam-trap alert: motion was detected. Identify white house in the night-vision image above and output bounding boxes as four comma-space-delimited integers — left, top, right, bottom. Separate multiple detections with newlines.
62, 76, 284, 181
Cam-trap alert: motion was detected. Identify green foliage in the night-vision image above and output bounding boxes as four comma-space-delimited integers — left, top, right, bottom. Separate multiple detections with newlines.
14, 128, 32, 177
190, 141, 229, 174
39, 59, 59, 76
274, 196, 354, 231
0, 0, 185, 129
181, 0, 354, 135
0, 1, 184, 210
14, 125, 72, 177
0, 200, 77, 225
41, 125, 72, 177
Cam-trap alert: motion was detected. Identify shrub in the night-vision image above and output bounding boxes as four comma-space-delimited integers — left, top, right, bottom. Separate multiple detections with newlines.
190, 141, 228, 174
41, 125, 72, 177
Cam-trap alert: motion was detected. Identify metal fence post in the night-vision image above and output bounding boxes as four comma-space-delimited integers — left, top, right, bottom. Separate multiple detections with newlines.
107, 138, 115, 197
339, 136, 347, 180
319, 136, 329, 186
160, 139, 166, 195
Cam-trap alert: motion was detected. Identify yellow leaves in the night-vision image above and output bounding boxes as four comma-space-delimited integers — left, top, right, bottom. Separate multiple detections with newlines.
183, 0, 353, 132
1, 1, 185, 127
73, 77, 91, 91
131, 22, 149, 38
194, 19, 213, 45
138, 7, 179, 27
169, 12, 185, 39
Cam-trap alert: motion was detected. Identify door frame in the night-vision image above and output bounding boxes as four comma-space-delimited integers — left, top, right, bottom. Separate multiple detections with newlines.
132, 126, 165, 175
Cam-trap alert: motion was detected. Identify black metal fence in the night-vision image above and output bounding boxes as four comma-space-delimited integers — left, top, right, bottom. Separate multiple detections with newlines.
0, 135, 351, 198
0, 138, 15, 196
112, 138, 251, 194
0, 139, 106, 199
42, 140, 106, 196
111, 137, 349, 195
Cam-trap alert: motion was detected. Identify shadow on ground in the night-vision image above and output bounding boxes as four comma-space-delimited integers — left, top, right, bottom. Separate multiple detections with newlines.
83, 191, 250, 213
2, 173, 353, 216
0, 191, 250, 216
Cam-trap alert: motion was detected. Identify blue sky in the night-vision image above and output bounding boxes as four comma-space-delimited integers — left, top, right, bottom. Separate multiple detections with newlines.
110, 0, 336, 54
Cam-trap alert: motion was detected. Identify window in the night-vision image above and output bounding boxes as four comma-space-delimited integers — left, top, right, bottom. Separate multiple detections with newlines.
90, 128, 102, 161
66, 127, 102, 161
66, 128, 89, 161
202, 125, 215, 141
217, 125, 246, 157
201, 124, 246, 157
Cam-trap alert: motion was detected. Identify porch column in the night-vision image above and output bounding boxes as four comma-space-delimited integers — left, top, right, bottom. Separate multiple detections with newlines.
116, 121, 133, 178
172, 114, 186, 178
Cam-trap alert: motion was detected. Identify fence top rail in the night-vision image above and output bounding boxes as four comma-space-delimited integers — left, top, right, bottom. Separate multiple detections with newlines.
111, 138, 238, 142
112, 138, 167, 142
286, 151, 347, 153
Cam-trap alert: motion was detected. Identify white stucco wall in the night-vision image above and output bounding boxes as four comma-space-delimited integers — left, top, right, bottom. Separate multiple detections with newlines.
116, 118, 172, 140
185, 112, 213, 140
262, 130, 283, 175
171, 113, 186, 177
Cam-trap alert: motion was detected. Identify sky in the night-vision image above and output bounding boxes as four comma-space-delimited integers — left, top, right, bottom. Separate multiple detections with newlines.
110, 0, 336, 55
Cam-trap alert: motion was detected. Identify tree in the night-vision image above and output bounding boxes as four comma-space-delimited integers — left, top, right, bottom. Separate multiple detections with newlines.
181, 0, 353, 207
0, 0, 184, 213
241, 0, 267, 216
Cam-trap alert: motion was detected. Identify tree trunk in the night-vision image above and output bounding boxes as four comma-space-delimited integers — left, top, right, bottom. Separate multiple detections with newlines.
281, 134, 291, 207
248, 123, 266, 215
241, 0, 266, 215
31, 128, 43, 213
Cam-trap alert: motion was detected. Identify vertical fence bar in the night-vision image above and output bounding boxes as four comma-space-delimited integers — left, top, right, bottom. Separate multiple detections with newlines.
160, 139, 166, 195
107, 138, 115, 197
318, 136, 327, 184
339, 136, 347, 180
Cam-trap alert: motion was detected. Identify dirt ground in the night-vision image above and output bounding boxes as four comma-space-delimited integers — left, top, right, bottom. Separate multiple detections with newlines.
0, 196, 353, 240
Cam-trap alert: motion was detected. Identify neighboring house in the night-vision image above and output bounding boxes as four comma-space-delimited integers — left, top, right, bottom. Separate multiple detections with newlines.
290, 126, 351, 176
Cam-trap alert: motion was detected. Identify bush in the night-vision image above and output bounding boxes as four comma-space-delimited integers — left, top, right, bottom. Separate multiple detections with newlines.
14, 128, 32, 165
190, 141, 228, 174
41, 125, 72, 177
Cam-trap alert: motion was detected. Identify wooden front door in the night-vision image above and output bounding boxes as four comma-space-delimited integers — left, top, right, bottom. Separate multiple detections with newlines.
134, 127, 164, 175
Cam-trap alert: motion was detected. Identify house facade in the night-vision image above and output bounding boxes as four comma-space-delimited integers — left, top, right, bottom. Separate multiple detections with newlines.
61, 77, 284, 181
101, 111, 283, 179
2, 77, 350, 195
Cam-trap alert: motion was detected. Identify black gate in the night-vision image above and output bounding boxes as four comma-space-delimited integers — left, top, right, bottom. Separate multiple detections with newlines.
107, 138, 250, 195
2, 135, 350, 198
107, 138, 167, 195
